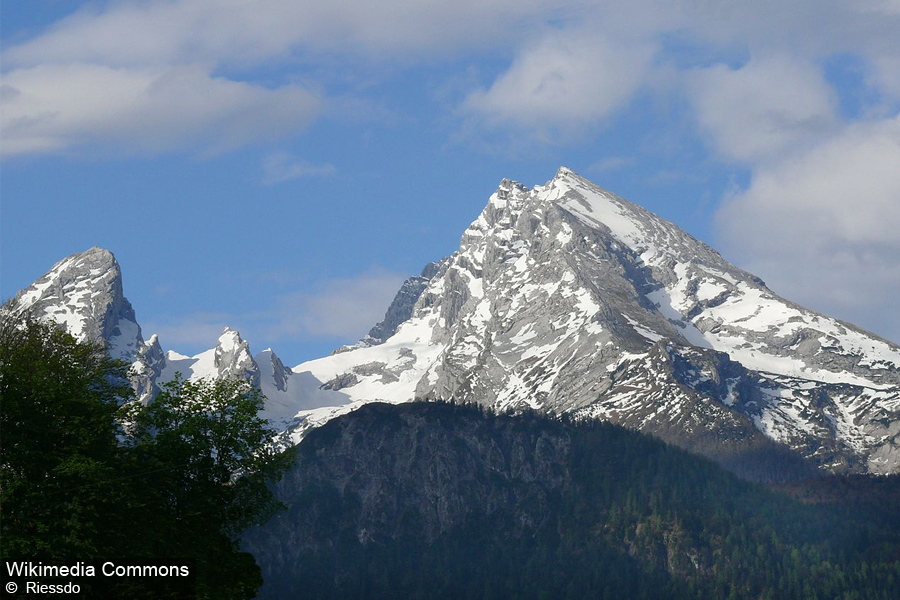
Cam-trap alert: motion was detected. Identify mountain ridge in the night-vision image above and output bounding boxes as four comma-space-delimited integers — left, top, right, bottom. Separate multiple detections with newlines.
8, 167, 899, 477
242, 400, 900, 599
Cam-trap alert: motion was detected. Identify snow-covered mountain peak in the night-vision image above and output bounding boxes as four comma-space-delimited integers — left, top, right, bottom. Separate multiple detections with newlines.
159, 326, 259, 389
289, 168, 899, 473
216, 326, 242, 351
212, 327, 259, 385
8, 246, 166, 401
479, 167, 689, 264
554, 165, 576, 179
13, 246, 127, 343
512, 170, 899, 385
540, 168, 708, 262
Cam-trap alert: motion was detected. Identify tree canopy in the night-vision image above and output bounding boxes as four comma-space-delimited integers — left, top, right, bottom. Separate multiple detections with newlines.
0, 312, 288, 598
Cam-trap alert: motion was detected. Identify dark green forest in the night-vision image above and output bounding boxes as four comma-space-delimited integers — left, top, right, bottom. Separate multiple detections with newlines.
248, 402, 900, 600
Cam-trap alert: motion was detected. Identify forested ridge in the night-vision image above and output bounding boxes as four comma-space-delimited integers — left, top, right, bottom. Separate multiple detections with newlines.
246, 401, 900, 600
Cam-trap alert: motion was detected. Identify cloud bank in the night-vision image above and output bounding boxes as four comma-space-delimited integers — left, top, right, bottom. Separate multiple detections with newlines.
4, 0, 900, 342
1, 64, 321, 157
144, 269, 407, 355
462, 32, 655, 140
716, 116, 900, 341
261, 153, 337, 185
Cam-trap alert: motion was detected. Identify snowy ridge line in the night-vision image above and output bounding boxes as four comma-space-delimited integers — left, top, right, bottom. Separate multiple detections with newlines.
9, 168, 900, 475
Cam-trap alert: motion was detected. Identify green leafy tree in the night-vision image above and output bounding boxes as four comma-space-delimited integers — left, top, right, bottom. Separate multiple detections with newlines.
0, 312, 132, 561
0, 310, 289, 598
121, 375, 291, 598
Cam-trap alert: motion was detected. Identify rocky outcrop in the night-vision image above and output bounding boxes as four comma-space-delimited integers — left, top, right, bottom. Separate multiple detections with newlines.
242, 402, 580, 594
213, 327, 260, 386
132, 334, 167, 401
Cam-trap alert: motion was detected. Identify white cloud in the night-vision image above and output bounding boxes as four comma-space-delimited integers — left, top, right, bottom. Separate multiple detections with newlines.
462, 31, 655, 139
676, 1, 900, 63
716, 114, 900, 342
683, 34, 900, 344
870, 55, 900, 100
2, 0, 578, 68
261, 153, 336, 185
7, 0, 898, 72
687, 56, 839, 163
143, 312, 235, 350
5, 1, 900, 159
268, 270, 407, 339
0, 63, 321, 157
0, 0, 582, 159
145, 269, 407, 353
587, 156, 636, 173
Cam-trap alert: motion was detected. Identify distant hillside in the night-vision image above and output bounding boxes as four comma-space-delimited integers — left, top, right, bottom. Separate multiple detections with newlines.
243, 402, 900, 599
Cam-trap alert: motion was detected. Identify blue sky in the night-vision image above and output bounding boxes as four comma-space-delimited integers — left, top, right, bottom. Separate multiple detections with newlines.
2, 1, 899, 364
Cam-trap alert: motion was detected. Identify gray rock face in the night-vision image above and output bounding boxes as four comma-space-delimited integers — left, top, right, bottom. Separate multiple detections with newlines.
364, 260, 449, 345
263, 349, 291, 393
321, 372, 359, 391
292, 167, 900, 475
8, 247, 163, 402
12, 247, 129, 346
213, 327, 260, 387
334, 259, 449, 354
243, 403, 577, 586
133, 334, 167, 400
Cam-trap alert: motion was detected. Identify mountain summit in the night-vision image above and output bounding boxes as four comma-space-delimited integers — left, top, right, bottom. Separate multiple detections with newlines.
290, 167, 900, 476
8, 246, 165, 401
10, 169, 900, 477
